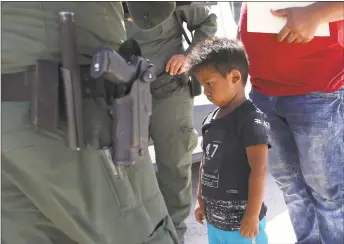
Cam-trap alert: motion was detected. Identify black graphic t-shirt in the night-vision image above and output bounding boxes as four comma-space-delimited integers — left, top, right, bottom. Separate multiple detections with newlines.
201, 100, 271, 231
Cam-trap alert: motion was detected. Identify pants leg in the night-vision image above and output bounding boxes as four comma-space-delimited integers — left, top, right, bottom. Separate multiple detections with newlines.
1, 171, 78, 244
150, 86, 198, 240
250, 89, 344, 244
2, 101, 179, 244
282, 89, 344, 244
250, 90, 319, 243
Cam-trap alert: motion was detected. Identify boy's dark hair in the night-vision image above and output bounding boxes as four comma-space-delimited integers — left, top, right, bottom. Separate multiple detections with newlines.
185, 37, 249, 85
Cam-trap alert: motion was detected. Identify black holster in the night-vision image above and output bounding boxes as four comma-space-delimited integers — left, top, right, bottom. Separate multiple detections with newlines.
90, 43, 156, 166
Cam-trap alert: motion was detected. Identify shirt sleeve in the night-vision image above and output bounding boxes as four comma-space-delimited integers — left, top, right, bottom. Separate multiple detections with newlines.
175, 6, 218, 53
239, 111, 272, 149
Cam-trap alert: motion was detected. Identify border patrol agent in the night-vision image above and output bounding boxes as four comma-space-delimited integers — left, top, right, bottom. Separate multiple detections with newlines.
1, 2, 180, 244
125, 3, 217, 242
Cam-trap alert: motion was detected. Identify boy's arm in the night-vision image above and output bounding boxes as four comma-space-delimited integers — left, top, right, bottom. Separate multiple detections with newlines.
245, 144, 268, 218
195, 153, 206, 225
239, 112, 271, 219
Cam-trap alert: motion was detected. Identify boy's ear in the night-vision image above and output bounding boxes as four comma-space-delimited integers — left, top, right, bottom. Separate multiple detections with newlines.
227, 70, 242, 84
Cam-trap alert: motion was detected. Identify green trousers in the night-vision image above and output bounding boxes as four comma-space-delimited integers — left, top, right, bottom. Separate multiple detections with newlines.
1, 100, 179, 244
150, 85, 198, 240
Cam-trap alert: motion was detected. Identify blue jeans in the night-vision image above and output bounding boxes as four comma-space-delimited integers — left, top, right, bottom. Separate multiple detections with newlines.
250, 88, 344, 244
207, 217, 268, 244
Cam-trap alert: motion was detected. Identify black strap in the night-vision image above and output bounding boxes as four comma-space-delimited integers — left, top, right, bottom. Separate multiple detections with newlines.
173, 11, 193, 46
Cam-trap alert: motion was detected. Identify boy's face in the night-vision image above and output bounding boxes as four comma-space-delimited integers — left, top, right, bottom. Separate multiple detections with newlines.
196, 66, 243, 108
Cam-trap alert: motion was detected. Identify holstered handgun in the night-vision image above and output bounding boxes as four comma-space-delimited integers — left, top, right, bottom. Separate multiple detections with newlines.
90, 42, 155, 165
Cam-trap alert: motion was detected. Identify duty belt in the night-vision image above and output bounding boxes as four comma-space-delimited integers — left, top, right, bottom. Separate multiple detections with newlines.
1, 65, 98, 102
1, 62, 106, 149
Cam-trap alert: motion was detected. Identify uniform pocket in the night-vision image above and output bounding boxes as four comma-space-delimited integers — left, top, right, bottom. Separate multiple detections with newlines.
181, 126, 198, 154
143, 217, 177, 244
98, 151, 138, 212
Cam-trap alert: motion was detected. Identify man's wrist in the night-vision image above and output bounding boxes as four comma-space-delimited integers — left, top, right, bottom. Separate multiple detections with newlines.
304, 3, 326, 24
307, 2, 344, 23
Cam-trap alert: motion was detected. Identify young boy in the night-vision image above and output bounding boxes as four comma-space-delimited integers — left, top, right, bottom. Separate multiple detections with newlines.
185, 37, 271, 244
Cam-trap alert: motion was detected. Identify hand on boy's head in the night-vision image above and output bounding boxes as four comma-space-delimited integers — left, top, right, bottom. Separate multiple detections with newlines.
166, 54, 187, 75
271, 6, 321, 43
240, 214, 259, 239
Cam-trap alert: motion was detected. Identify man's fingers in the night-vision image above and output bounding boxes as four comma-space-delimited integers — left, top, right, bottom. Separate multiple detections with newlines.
177, 65, 186, 75
270, 8, 289, 17
278, 26, 291, 42
287, 31, 298, 43
166, 55, 186, 74
302, 37, 313, 43
171, 59, 183, 75
168, 58, 181, 75
294, 37, 304, 43
165, 57, 175, 73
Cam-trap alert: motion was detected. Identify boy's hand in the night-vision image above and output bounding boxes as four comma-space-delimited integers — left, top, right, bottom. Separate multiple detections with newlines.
194, 198, 206, 225
240, 213, 259, 239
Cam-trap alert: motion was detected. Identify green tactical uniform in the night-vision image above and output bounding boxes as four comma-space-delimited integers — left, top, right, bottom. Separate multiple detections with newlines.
1, 2, 179, 244
125, 5, 217, 240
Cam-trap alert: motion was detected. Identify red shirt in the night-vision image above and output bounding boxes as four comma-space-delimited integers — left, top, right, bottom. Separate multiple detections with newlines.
239, 3, 344, 96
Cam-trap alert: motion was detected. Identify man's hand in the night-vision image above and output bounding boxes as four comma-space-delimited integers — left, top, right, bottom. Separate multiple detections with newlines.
240, 213, 259, 239
271, 6, 322, 43
166, 54, 187, 75
194, 197, 206, 225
